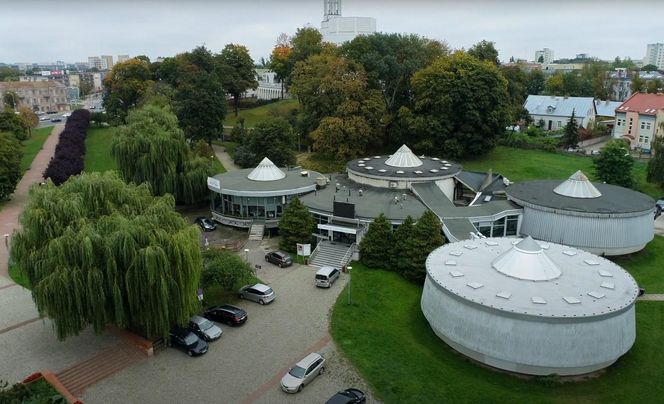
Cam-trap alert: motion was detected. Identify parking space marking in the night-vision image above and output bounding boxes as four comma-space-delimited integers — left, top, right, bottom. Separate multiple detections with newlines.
0, 316, 41, 336
240, 333, 332, 404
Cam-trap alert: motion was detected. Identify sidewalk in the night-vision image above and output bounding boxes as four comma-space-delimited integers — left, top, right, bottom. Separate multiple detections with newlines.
212, 144, 239, 172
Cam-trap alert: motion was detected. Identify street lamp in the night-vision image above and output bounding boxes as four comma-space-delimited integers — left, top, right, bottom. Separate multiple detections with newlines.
346, 266, 353, 305
244, 248, 250, 262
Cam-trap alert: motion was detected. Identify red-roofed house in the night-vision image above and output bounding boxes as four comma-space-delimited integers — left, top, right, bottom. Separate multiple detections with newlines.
613, 93, 664, 151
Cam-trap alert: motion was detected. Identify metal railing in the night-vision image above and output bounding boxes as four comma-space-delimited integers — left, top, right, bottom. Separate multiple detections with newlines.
340, 243, 357, 267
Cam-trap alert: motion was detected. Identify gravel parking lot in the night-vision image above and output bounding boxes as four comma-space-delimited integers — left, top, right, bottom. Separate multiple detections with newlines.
83, 239, 379, 403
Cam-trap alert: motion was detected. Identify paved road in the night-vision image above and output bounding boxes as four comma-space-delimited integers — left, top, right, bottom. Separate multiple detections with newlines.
84, 239, 379, 403
212, 144, 239, 172
0, 124, 122, 383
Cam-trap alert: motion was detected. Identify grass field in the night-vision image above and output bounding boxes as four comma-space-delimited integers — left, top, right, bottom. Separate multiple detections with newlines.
84, 127, 118, 172
612, 235, 664, 293
460, 146, 662, 199
331, 263, 664, 404
225, 99, 299, 128
20, 126, 53, 172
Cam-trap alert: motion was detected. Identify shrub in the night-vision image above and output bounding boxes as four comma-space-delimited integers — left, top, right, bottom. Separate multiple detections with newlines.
43, 109, 91, 185
201, 249, 255, 291
0, 132, 22, 200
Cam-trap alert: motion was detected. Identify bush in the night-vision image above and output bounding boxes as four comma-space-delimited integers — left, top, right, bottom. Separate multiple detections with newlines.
43, 109, 91, 185
201, 249, 255, 291
0, 132, 22, 200
499, 131, 560, 152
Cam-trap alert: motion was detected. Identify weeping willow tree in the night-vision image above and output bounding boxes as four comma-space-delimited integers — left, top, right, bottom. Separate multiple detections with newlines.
11, 171, 201, 340
111, 102, 212, 205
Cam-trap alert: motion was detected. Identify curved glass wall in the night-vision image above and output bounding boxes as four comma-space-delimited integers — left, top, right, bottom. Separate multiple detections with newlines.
212, 194, 290, 220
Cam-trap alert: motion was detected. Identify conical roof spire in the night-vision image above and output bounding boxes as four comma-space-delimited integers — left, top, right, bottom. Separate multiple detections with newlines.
384, 145, 423, 168
553, 170, 602, 198
247, 157, 286, 181
492, 236, 562, 281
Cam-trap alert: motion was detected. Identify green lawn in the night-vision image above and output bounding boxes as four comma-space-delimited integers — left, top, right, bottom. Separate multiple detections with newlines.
20, 126, 53, 172
612, 235, 664, 293
460, 146, 662, 199
225, 99, 299, 128
84, 127, 118, 172
331, 264, 664, 403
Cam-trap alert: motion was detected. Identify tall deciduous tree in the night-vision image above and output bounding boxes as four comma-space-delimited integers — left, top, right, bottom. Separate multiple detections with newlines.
359, 214, 393, 269
562, 110, 580, 148
103, 59, 153, 122
111, 102, 212, 205
593, 139, 634, 188
0, 132, 21, 200
279, 197, 315, 252
409, 51, 510, 157
217, 44, 258, 117
0, 109, 28, 140
11, 171, 201, 340
201, 249, 255, 292
468, 40, 500, 66
2, 91, 18, 109
18, 105, 38, 138
269, 33, 292, 98
237, 117, 296, 168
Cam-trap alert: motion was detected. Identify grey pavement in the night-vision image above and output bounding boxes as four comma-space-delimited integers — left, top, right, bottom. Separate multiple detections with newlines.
83, 239, 379, 403
212, 144, 240, 172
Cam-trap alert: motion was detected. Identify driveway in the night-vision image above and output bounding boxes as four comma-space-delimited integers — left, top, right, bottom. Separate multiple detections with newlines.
83, 239, 379, 403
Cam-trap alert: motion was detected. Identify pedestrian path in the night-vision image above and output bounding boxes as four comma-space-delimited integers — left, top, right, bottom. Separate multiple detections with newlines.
212, 144, 239, 172
639, 294, 664, 301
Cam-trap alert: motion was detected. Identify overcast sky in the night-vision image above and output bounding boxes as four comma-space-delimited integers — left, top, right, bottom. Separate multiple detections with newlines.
1, 0, 662, 65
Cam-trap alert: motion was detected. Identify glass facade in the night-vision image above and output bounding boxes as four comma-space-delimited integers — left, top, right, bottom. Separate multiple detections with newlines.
212, 193, 290, 220
472, 215, 519, 237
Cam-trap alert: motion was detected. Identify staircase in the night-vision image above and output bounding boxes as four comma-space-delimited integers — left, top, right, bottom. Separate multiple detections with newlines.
248, 222, 265, 241
56, 342, 145, 396
309, 241, 354, 269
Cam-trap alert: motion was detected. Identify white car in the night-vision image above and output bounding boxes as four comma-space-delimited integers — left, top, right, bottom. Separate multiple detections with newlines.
238, 283, 276, 305
280, 353, 325, 393
39, 116, 49, 121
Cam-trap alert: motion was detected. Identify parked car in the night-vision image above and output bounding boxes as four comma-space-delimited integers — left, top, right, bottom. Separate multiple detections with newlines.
188, 315, 222, 341
656, 197, 664, 211
265, 251, 293, 267
325, 388, 367, 404
280, 352, 325, 393
315, 266, 340, 288
39, 116, 49, 121
195, 216, 217, 231
238, 283, 276, 305
50, 118, 62, 123
204, 304, 247, 326
168, 326, 208, 357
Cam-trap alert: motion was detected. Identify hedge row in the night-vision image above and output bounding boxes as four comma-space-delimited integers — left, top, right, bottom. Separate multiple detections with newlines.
43, 109, 91, 185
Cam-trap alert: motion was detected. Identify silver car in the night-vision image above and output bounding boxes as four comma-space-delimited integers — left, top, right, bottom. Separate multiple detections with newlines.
188, 315, 222, 341
238, 283, 276, 305
281, 352, 325, 393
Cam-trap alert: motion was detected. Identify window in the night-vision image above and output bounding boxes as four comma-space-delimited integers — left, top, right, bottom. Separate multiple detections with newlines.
646, 122, 652, 130
641, 122, 646, 129
557, 121, 562, 128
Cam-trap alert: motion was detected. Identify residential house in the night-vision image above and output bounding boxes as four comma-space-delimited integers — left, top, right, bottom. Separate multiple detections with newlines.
523, 95, 596, 130
613, 93, 664, 150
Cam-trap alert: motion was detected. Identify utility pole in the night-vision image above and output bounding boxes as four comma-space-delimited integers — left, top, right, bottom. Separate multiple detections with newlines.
347, 266, 352, 305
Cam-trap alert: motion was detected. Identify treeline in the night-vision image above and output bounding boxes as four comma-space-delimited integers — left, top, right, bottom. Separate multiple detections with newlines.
43, 109, 91, 185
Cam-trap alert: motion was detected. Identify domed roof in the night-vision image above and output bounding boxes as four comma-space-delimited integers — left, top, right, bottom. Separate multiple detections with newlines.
247, 157, 286, 181
384, 145, 423, 168
492, 236, 561, 281
553, 170, 602, 198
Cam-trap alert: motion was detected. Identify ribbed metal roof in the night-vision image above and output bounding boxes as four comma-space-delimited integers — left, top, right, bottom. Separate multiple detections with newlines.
553, 170, 602, 199
384, 145, 423, 168
426, 237, 639, 318
492, 236, 561, 281
247, 157, 286, 181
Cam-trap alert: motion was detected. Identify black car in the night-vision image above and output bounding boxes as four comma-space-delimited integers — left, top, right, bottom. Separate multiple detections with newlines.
50, 118, 62, 122
265, 251, 293, 267
204, 304, 248, 326
168, 326, 208, 357
325, 388, 366, 404
195, 216, 217, 231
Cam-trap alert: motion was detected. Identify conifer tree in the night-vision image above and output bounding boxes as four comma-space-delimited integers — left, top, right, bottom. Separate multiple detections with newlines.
404, 211, 444, 283
279, 197, 315, 252
359, 214, 393, 269
392, 216, 417, 274
562, 109, 580, 148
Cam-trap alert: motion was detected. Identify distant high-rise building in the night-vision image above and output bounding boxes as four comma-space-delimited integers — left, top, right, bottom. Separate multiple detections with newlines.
320, 0, 376, 45
644, 43, 664, 69
534, 48, 554, 64
100, 55, 113, 70
117, 54, 130, 63
88, 56, 102, 70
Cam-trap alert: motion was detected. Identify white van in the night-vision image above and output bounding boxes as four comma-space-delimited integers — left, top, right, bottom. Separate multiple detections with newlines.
315, 266, 340, 288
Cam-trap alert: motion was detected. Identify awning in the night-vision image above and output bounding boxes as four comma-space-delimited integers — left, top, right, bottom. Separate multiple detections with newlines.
318, 223, 358, 235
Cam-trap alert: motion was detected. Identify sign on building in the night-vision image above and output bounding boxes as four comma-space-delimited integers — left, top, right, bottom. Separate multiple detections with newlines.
296, 243, 311, 256
207, 177, 221, 191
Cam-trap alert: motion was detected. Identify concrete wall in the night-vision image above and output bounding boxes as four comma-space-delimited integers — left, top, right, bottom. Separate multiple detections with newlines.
421, 276, 636, 375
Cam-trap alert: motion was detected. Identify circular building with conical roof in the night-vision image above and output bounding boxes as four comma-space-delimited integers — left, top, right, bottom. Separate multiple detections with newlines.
206, 157, 322, 228
506, 170, 655, 256
421, 236, 639, 376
